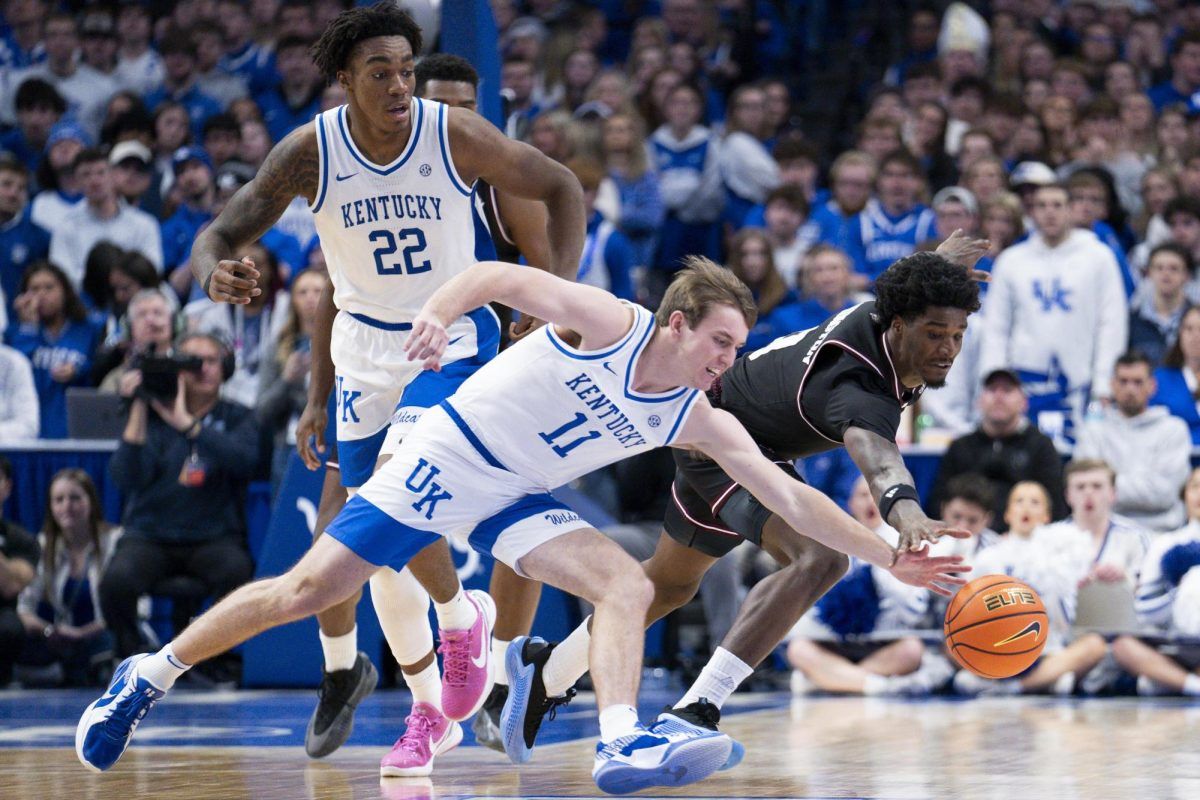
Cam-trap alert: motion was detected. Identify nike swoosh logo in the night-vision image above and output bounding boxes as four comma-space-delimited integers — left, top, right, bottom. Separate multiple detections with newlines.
471, 637, 488, 668
335, 172, 357, 182
602, 361, 616, 374
166, 654, 185, 670
447, 336, 464, 347
993, 620, 1042, 647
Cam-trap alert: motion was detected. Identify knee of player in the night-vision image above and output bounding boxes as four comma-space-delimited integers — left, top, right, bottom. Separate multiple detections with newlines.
783, 545, 849, 590
607, 568, 655, 613
653, 575, 703, 612
275, 572, 332, 619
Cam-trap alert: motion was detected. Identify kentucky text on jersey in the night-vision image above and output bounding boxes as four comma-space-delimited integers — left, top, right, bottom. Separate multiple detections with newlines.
564, 372, 648, 448
339, 193, 445, 229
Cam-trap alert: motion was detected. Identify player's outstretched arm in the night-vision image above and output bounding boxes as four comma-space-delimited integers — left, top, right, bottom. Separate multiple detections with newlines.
405, 262, 629, 370
843, 426, 971, 551
191, 126, 319, 304
676, 403, 971, 595
447, 109, 586, 281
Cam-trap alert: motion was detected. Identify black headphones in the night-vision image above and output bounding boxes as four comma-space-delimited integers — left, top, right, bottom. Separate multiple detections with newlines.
177, 331, 237, 382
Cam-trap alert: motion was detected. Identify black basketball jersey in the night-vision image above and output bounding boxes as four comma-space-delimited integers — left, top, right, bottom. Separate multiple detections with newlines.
716, 301, 924, 459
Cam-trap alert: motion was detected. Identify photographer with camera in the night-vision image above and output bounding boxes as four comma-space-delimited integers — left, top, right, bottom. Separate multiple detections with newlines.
100, 331, 260, 667
97, 288, 179, 394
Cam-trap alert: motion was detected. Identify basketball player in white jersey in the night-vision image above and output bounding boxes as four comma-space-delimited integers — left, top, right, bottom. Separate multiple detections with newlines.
79, 259, 969, 793
185, 3, 586, 772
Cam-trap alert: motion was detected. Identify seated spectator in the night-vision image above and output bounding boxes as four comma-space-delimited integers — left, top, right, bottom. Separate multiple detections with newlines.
257, 269, 327, 490
184, 241, 287, 408
810, 150, 875, 259
786, 476, 949, 697
201, 114, 242, 170
1129, 167, 1178, 272
1066, 167, 1136, 297
0, 341, 39, 440
782, 244, 858, 334
927, 368, 1067, 529
161, 147, 216, 299
95, 250, 164, 356
599, 110, 664, 272
975, 192, 1025, 282
847, 149, 936, 287
4, 261, 99, 439
953, 479, 1110, 697
1075, 351, 1192, 531
979, 182, 1127, 446
0, 78, 67, 183
728, 228, 796, 352
0, 154, 51, 322
143, 30, 221, 143
569, 159, 636, 301
649, 82, 724, 274
960, 155, 1008, 206
113, 0, 165, 96
718, 84, 781, 231
48, 148, 162, 288
108, 140, 156, 216
98, 288, 180, 393
1129, 243, 1192, 367
760, 185, 813, 289
100, 332, 259, 662
0, 455, 39, 686
29, 118, 88, 237
1162, 196, 1200, 304
16, 469, 119, 686
929, 186, 980, 245
1113, 465, 1200, 697
1152, 305, 1200, 444
254, 35, 322, 145
927, 473, 1002, 623
193, 22, 249, 110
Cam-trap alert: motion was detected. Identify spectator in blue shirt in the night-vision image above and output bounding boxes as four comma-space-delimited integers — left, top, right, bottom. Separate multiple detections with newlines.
216, 0, 277, 96
728, 227, 798, 352
4, 261, 98, 438
810, 150, 876, 263
143, 30, 222, 144
1152, 305, 1200, 445
161, 147, 216, 298
846, 149, 936, 286
0, 78, 66, 188
1147, 31, 1200, 112
568, 159, 636, 301
254, 36, 323, 145
601, 110, 665, 272
0, 155, 51, 321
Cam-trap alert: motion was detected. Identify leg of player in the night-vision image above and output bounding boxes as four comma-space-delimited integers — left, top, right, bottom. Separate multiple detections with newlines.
473, 562, 543, 752
513, 529, 732, 794
1112, 635, 1200, 696
307, 464, 378, 759
76, 534, 403, 772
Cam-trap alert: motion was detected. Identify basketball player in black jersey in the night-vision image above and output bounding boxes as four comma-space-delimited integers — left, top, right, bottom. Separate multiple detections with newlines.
505, 235, 990, 766
414, 53, 574, 751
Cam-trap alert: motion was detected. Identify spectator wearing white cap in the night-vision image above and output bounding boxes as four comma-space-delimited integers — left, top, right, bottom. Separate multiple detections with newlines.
109, 140, 156, 216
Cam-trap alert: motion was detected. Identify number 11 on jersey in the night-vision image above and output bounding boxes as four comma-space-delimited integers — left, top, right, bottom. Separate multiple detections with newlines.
538, 412, 601, 458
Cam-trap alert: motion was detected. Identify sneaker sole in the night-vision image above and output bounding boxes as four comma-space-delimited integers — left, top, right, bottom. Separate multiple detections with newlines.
75, 655, 146, 773
593, 733, 733, 795
442, 590, 497, 722
379, 720, 464, 777
471, 706, 507, 753
305, 657, 380, 758
720, 739, 745, 770
500, 636, 537, 764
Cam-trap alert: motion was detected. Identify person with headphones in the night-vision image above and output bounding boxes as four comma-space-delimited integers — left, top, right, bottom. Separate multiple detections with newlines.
97, 288, 185, 393
99, 330, 261, 682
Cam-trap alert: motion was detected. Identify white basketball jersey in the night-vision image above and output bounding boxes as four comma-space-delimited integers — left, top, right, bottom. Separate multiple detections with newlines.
309, 99, 478, 324
443, 303, 701, 489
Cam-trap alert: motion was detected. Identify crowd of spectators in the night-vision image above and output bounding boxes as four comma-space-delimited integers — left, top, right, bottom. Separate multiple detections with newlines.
2, 0, 1200, 694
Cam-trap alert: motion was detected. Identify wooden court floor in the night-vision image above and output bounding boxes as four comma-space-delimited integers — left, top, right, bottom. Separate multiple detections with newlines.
2, 690, 1199, 799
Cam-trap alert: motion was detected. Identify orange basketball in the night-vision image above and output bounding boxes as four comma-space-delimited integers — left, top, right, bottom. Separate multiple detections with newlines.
943, 574, 1049, 679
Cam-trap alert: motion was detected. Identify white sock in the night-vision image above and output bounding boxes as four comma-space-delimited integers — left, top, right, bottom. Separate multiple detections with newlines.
434, 586, 475, 630
598, 703, 641, 742
491, 638, 511, 686
319, 626, 358, 672
137, 644, 190, 690
863, 673, 889, 695
543, 618, 591, 697
402, 661, 442, 711
370, 568, 433, 666
1183, 673, 1200, 696
675, 647, 754, 709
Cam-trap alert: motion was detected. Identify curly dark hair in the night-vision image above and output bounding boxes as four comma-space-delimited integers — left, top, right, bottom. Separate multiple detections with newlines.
310, 2, 423, 83
415, 53, 480, 95
873, 251, 981, 326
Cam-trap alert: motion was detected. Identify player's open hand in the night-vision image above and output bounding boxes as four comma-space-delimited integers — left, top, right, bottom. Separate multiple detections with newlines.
935, 229, 991, 279
205, 257, 262, 305
889, 547, 971, 597
897, 518, 972, 553
296, 400, 328, 471
405, 310, 448, 371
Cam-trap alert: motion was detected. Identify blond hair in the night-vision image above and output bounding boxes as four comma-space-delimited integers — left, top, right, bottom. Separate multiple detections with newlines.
655, 256, 757, 330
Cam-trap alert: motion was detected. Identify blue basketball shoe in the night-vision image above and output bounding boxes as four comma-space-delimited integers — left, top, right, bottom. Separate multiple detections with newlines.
500, 636, 575, 764
592, 721, 732, 795
76, 654, 166, 772
653, 699, 745, 770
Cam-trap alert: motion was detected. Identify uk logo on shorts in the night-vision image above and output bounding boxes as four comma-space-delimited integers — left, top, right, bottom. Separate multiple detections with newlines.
404, 458, 454, 520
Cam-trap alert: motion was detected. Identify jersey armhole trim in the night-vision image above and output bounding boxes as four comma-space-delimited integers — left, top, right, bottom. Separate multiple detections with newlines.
664, 389, 701, 445
310, 113, 330, 213
489, 183, 516, 246
438, 103, 472, 197
544, 302, 643, 360
623, 316, 690, 403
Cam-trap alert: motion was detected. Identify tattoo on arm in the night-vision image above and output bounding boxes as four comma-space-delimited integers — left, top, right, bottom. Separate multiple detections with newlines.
190, 128, 319, 287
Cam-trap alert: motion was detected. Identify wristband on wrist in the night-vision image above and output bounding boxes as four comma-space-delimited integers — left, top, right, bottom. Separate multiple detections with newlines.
202, 270, 215, 297
878, 483, 920, 523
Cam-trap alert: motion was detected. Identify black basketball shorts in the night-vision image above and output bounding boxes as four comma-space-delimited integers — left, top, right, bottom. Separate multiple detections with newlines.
662, 447, 802, 557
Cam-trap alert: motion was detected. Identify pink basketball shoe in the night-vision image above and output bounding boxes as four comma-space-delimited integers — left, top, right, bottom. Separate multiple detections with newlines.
379, 702, 463, 777
438, 589, 496, 721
